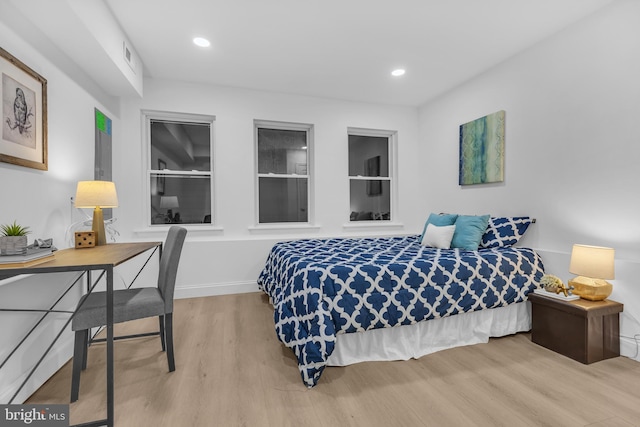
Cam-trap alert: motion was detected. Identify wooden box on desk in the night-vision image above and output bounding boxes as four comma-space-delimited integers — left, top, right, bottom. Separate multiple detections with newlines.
529, 293, 623, 364
75, 231, 95, 248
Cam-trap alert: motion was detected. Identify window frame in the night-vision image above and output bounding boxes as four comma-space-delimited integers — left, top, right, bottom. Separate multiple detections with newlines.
142, 110, 216, 228
347, 127, 397, 224
254, 119, 314, 227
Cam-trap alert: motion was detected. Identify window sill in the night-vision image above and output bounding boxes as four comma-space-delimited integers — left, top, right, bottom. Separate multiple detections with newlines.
342, 221, 405, 230
133, 225, 224, 238
248, 224, 322, 234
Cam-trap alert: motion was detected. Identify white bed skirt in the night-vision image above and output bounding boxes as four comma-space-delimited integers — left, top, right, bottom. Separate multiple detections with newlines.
326, 301, 531, 366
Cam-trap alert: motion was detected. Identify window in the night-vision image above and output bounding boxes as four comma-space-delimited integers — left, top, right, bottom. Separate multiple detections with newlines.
348, 129, 394, 222
144, 111, 214, 226
255, 120, 312, 224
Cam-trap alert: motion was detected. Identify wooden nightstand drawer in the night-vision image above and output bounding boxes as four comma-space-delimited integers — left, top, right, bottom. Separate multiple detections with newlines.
528, 293, 623, 364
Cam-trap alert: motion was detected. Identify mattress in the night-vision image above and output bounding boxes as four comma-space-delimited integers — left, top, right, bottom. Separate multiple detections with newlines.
258, 235, 545, 387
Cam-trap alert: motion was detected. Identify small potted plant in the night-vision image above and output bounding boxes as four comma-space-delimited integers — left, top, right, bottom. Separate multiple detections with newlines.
0, 220, 31, 255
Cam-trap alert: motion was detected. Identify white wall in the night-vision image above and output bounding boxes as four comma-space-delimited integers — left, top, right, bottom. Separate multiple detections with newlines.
114, 79, 421, 296
0, 10, 420, 398
417, 0, 640, 360
3, 0, 639, 403
0, 7, 121, 401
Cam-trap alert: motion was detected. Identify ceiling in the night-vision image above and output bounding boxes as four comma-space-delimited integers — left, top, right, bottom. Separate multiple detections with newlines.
9, 0, 614, 107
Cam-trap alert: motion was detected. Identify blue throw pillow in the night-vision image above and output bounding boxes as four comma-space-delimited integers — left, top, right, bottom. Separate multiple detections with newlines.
419, 213, 458, 241
480, 216, 534, 248
451, 214, 491, 251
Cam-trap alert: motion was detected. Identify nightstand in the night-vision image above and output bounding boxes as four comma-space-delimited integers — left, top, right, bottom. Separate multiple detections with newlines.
528, 293, 623, 364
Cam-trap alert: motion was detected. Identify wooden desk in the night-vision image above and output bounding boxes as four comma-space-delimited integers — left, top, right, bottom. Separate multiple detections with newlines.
0, 242, 162, 427
529, 293, 623, 364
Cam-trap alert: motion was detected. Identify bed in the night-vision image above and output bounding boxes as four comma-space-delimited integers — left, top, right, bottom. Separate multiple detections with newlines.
257, 215, 545, 387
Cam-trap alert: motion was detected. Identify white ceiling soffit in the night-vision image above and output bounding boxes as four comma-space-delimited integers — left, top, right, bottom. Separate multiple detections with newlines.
11, 0, 614, 106
9, 0, 143, 98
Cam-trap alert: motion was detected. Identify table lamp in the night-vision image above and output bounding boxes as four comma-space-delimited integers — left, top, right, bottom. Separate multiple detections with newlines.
74, 180, 119, 246
160, 195, 179, 223
568, 244, 615, 301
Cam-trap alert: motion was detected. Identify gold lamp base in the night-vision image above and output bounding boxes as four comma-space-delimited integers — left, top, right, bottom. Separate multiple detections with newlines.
568, 276, 612, 301
92, 207, 107, 246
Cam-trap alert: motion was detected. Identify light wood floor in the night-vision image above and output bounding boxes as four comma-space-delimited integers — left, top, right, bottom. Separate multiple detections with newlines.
28, 292, 640, 427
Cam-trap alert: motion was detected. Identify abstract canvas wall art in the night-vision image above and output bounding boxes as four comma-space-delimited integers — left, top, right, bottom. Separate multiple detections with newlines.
459, 110, 505, 185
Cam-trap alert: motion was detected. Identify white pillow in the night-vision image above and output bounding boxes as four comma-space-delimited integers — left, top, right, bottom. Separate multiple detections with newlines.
420, 223, 456, 249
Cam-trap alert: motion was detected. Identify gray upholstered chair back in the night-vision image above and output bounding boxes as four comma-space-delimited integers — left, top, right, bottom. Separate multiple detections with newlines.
158, 226, 187, 314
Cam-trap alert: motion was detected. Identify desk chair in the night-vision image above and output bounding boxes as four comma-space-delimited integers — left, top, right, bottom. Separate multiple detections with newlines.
70, 226, 187, 402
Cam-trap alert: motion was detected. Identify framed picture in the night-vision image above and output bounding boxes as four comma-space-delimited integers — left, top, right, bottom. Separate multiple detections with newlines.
459, 110, 505, 185
157, 159, 166, 195
1, 48, 47, 170
366, 155, 382, 196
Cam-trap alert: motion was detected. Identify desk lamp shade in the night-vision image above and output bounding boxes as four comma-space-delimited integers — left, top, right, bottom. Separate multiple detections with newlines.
568, 244, 615, 301
75, 181, 118, 246
159, 196, 179, 209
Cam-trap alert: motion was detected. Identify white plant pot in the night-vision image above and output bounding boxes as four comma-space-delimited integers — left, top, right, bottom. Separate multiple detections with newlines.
0, 235, 28, 255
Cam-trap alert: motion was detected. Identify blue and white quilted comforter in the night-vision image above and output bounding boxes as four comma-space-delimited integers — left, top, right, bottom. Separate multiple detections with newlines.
257, 235, 544, 387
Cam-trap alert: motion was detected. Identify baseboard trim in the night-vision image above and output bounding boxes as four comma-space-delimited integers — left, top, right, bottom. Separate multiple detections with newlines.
0, 335, 74, 404
174, 281, 260, 299
621, 336, 640, 362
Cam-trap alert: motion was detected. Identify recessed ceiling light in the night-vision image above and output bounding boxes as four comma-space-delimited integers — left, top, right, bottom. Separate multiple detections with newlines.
193, 37, 211, 48
391, 69, 406, 77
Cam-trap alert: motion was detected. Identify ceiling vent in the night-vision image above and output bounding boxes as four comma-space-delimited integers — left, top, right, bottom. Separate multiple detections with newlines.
123, 41, 137, 74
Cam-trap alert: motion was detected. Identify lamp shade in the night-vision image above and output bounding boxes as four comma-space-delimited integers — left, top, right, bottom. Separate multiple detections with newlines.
160, 196, 179, 209
74, 181, 119, 208
569, 244, 615, 280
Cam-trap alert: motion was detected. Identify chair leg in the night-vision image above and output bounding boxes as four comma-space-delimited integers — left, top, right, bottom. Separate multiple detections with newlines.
81, 328, 88, 370
70, 329, 88, 402
165, 313, 175, 372
159, 315, 166, 352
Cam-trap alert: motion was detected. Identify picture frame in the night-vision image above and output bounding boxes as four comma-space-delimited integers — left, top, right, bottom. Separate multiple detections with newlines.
157, 159, 166, 195
1, 48, 47, 171
365, 155, 382, 196
459, 110, 505, 185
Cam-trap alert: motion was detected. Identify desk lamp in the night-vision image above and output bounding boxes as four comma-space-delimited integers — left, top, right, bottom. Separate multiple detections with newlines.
74, 180, 119, 246
568, 244, 615, 301
160, 195, 179, 223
